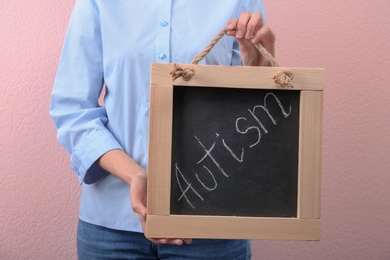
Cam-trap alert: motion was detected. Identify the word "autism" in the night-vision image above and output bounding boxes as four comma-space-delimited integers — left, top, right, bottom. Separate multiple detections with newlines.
174, 92, 292, 209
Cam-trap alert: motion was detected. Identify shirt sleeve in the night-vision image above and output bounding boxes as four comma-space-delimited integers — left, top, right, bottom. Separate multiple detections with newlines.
231, 0, 268, 66
49, 0, 123, 184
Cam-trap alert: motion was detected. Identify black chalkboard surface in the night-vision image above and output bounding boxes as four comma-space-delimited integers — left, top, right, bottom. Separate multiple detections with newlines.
170, 86, 300, 217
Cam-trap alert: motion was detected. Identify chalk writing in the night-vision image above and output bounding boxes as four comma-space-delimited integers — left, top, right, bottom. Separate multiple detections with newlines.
175, 163, 204, 209
195, 135, 229, 178
174, 91, 293, 209
195, 166, 218, 192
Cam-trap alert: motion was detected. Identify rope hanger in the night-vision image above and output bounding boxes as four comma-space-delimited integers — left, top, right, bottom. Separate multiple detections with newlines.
170, 28, 295, 88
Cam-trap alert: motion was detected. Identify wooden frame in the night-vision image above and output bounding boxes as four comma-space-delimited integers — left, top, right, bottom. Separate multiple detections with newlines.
147, 63, 324, 240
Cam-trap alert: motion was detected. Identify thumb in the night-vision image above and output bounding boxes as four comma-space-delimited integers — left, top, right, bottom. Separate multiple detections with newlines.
137, 208, 146, 218
131, 195, 147, 218
132, 203, 147, 218
237, 37, 257, 54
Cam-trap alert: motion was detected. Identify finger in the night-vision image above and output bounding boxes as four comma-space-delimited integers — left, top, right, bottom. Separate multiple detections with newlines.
134, 205, 146, 217
166, 238, 185, 245
149, 238, 169, 244
130, 188, 147, 216
133, 203, 148, 239
236, 11, 251, 39
251, 26, 276, 66
182, 238, 193, 244
252, 25, 275, 43
252, 25, 276, 59
147, 237, 186, 245
245, 12, 263, 39
132, 203, 147, 222
137, 213, 181, 245
226, 18, 239, 35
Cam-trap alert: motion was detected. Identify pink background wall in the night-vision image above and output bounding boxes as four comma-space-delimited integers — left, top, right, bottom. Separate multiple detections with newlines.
1, 0, 389, 259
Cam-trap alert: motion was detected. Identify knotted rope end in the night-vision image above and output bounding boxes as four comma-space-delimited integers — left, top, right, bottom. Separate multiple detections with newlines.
170, 63, 196, 81
273, 70, 295, 88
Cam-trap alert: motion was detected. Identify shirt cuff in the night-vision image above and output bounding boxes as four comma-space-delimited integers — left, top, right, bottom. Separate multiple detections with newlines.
71, 130, 123, 184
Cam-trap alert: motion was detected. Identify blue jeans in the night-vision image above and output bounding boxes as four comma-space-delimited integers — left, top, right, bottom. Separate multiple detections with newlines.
77, 219, 252, 259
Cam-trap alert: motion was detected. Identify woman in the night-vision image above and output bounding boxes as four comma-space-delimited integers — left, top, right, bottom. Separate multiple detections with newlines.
50, 0, 275, 259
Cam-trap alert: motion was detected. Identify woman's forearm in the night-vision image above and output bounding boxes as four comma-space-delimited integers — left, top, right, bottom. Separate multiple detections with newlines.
97, 149, 145, 185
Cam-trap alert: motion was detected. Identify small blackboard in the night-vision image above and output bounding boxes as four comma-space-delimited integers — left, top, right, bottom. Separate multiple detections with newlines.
147, 63, 324, 240
171, 86, 300, 217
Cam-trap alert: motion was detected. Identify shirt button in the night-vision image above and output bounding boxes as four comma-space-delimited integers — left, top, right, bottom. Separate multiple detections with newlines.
160, 21, 168, 27
159, 53, 167, 60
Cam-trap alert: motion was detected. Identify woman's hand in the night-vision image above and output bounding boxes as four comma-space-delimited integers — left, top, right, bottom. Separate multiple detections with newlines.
130, 170, 192, 245
97, 149, 192, 245
226, 11, 275, 66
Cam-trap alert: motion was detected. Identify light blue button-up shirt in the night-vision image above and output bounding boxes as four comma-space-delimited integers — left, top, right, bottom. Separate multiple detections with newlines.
50, 0, 267, 232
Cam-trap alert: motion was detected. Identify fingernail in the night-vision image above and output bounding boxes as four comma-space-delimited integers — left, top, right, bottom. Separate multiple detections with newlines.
236, 30, 244, 38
